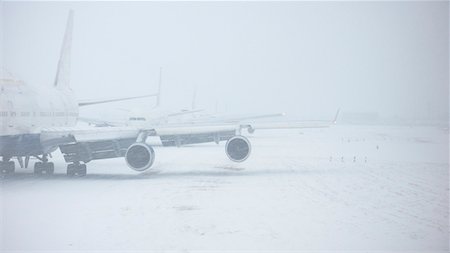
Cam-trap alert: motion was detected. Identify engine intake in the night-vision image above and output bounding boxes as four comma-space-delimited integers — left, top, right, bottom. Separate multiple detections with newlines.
125, 143, 155, 171
225, 135, 251, 162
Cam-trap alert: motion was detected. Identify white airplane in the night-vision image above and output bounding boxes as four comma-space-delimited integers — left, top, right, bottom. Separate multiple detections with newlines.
79, 67, 204, 127
80, 69, 287, 128
181, 86, 287, 126
0, 11, 336, 176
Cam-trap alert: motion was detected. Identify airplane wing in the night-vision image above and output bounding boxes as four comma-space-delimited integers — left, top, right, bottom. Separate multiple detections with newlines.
166, 109, 204, 118
40, 124, 238, 148
38, 110, 337, 173
78, 93, 158, 106
243, 109, 340, 132
78, 109, 205, 127
144, 109, 205, 124
184, 112, 286, 124
78, 117, 128, 127
40, 124, 238, 166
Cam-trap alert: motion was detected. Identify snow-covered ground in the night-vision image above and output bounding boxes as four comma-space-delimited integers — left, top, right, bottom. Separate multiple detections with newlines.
1, 125, 449, 252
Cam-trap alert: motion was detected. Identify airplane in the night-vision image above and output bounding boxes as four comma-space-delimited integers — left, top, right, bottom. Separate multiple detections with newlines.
180, 86, 287, 126
79, 67, 204, 127
80, 69, 287, 128
0, 11, 337, 177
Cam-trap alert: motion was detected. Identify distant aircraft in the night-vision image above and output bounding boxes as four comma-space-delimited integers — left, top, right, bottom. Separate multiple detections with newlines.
80, 68, 287, 128
79, 67, 204, 127
0, 11, 337, 176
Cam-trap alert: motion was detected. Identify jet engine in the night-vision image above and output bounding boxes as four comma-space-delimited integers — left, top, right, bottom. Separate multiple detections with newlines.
225, 135, 251, 162
125, 143, 155, 171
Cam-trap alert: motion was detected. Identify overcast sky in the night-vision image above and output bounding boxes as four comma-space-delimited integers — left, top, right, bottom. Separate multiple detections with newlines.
1, 1, 449, 121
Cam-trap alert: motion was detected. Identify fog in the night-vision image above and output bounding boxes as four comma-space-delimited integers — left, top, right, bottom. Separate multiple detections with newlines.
1, 2, 449, 251
1, 1, 449, 121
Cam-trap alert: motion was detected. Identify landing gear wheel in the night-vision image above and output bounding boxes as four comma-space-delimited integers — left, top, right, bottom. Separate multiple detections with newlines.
77, 164, 87, 176
45, 162, 55, 175
34, 162, 55, 175
66, 163, 87, 177
34, 162, 43, 174
8, 161, 15, 174
67, 164, 76, 176
1, 161, 15, 175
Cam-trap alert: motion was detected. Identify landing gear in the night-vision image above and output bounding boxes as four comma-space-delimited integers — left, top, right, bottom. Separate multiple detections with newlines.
33, 162, 55, 175
67, 162, 87, 177
33, 154, 54, 175
0, 160, 15, 175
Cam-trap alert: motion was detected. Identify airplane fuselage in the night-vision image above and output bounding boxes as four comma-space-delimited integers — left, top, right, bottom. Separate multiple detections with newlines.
0, 78, 78, 158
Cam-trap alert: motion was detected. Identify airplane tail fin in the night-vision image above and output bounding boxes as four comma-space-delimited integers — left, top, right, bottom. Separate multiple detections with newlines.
54, 10, 73, 90
154, 67, 162, 108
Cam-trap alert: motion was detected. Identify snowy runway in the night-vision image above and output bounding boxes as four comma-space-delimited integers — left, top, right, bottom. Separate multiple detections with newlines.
1, 126, 448, 252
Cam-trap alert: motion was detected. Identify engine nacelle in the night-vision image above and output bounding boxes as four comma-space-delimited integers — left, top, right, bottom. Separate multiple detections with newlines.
125, 143, 155, 171
225, 135, 251, 162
